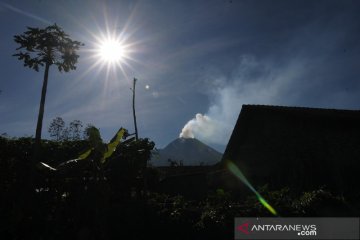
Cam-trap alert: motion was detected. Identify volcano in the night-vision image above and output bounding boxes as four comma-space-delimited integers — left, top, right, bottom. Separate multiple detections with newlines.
151, 138, 223, 166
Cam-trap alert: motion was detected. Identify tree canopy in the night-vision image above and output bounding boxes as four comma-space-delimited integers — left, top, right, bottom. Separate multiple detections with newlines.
13, 24, 84, 72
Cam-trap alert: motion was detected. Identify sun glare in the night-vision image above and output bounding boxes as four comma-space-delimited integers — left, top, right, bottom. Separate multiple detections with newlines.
99, 39, 125, 63
81, 20, 141, 84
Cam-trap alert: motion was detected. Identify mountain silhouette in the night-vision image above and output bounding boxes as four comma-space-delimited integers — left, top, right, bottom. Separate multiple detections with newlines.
151, 138, 222, 166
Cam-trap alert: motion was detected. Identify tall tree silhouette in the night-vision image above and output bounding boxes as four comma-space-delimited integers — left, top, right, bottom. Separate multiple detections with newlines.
69, 120, 83, 140
13, 24, 83, 157
48, 116, 65, 141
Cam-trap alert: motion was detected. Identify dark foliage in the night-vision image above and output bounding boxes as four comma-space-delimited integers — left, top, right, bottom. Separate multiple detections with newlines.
13, 24, 83, 72
48, 118, 84, 141
0, 135, 357, 240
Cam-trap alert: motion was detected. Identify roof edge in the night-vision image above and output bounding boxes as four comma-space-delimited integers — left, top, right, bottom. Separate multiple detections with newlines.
242, 104, 360, 113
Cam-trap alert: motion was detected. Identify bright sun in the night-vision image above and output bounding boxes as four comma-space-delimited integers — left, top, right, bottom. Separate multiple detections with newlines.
98, 39, 125, 63
86, 29, 137, 79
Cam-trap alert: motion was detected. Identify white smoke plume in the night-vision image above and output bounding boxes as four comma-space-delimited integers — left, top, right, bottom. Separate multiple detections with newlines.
179, 55, 305, 146
178, 88, 239, 145
179, 113, 219, 140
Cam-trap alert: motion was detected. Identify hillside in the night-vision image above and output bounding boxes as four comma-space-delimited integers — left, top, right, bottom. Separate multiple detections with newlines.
151, 138, 222, 166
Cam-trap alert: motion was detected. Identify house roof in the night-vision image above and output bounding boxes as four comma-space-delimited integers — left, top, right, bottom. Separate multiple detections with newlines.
221, 104, 360, 195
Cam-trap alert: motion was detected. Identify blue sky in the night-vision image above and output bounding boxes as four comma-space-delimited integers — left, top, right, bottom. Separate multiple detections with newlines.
0, 0, 359, 152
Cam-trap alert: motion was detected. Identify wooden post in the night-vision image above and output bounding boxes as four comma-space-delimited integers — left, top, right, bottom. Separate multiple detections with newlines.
132, 78, 138, 140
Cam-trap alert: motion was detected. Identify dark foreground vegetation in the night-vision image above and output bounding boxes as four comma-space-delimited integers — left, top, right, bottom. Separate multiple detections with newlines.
0, 134, 357, 240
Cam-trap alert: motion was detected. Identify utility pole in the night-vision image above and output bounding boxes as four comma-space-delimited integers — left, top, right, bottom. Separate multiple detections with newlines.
132, 78, 138, 140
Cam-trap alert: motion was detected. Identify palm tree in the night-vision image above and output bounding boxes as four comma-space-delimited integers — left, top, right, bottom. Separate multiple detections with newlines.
13, 24, 84, 158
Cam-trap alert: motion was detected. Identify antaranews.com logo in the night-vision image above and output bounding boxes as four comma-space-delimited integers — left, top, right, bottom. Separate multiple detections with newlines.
237, 221, 316, 236
234, 218, 359, 239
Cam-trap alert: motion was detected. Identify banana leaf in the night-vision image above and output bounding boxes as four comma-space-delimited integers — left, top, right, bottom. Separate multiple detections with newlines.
101, 128, 126, 163
78, 148, 93, 160
38, 128, 127, 173
37, 162, 57, 171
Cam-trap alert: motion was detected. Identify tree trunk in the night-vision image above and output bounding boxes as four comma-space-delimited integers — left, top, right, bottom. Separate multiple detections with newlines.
34, 62, 50, 161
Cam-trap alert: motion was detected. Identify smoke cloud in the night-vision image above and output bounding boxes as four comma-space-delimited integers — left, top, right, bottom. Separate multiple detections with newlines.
178, 88, 239, 145
179, 113, 219, 140
179, 55, 306, 146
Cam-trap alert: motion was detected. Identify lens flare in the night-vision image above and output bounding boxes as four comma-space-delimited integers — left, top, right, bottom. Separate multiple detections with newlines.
258, 195, 277, 216
226, 160, 277, 216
